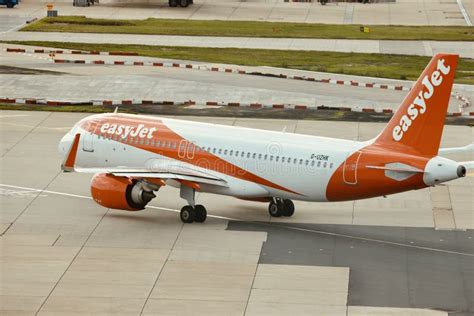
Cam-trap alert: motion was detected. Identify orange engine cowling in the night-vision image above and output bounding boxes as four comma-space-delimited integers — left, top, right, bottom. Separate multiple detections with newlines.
90, 174, 156, 211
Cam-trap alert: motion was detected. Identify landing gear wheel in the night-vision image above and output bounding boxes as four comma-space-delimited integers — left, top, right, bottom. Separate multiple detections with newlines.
169, 0, 178, 7
268, 200, 283, 217
180, 205, 195, 223
194, 205, 207, 223
282, 199, 295, 217
179, 0, 189, 7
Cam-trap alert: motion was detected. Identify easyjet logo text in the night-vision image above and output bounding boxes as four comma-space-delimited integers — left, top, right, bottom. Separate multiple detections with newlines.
100, 123, 157, 139
392, 58, 450, 142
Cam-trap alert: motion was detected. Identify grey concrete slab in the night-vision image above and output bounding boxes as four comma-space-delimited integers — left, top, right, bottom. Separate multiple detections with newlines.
0, 15, 28, 34
2, 31, 472, 58
228, 221, 474, 314
379, 40, 427, 56
1, 0, 469, 26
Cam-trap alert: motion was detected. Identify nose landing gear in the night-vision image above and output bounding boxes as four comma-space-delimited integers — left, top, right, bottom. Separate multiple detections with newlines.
269, 198, 295, 217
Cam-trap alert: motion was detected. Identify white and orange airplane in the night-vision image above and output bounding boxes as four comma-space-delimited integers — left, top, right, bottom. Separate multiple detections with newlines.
59, 53, 472, 223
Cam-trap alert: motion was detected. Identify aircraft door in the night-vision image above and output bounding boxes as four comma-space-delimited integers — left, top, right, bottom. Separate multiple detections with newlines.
82, 120, 98, 152
178, 140, 196, 160
343, 151, 362, 185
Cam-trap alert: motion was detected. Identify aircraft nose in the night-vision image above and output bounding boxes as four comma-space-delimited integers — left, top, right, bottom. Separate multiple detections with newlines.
58, 133, 74, 158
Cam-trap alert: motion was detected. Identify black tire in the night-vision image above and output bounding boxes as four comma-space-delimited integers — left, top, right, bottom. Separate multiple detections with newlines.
282, 199, 295, 217
268, 200, 283, 217
194, 205, 207, 223
179, 0, 189, 7
180, 206, 195, 223
169, 0, 178, 7
7, 3, 14, 8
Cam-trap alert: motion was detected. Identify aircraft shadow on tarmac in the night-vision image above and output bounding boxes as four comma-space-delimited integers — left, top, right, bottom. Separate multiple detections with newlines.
228, 221, 474, 315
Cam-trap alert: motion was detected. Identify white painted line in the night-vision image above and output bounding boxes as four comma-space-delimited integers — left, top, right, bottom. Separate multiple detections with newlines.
0, 114, 29, 119
0, 183, 472, 257
457, 0, 473, 26
0, 183, 235, 221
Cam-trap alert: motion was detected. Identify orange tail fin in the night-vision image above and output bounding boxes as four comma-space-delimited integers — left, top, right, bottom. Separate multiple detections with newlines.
374, 54, 458, 156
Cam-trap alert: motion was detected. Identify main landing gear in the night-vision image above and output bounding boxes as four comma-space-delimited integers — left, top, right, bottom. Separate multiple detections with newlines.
180, 205, 207, 223
268, 198, 295, 217
179, 184, 207, 223
169, 0, 193, 7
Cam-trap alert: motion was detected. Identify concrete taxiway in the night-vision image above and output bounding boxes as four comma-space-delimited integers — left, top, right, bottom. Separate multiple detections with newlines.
1, 0, 471, 26
0, 110, 473, 315
1, 44, 472, 114
3, 32, 474, 59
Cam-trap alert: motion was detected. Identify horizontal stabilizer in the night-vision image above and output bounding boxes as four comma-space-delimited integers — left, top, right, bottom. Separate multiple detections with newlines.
460, 161, 474, 171
366, 165, 423, 173
439, 143, 474, 155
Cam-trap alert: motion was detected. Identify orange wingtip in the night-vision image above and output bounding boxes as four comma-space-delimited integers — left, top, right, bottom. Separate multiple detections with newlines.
62, 133, 80, 172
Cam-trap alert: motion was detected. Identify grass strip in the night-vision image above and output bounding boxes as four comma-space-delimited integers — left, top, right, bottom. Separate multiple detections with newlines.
21, 16, 474, 41
5, 40, 474, 84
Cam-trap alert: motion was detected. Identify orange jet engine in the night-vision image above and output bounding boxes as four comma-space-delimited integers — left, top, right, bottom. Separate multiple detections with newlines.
91, 174, 158, 211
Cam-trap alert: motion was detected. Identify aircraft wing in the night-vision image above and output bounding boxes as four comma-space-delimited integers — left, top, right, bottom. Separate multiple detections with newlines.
74, 167, 228, 188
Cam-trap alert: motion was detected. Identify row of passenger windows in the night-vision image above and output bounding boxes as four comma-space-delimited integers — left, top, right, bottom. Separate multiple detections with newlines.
99, 133, 333, 169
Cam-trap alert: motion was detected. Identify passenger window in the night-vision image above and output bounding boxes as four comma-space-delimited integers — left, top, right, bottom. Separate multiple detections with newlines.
270, 156, 273, 161
224, 149, 228, 155
241, 152, 245, 157
311, 161, 315, 167
323, 162, 327, 168
258, 154, 262, 159
293, 158, 297, 164
264, 155, 268, 160
305, 160, 309, 166
230, 150, 233, 156
299, 159, 303, 165
317, 161, 321, 167
218, 149, 222, 154
252, 153, 256, 159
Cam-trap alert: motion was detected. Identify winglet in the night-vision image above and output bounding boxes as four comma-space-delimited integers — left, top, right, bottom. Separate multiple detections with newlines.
61, 133, 81, 172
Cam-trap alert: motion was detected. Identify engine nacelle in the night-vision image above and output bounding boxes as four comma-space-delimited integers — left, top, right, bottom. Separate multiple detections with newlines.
91, 174, 157, 211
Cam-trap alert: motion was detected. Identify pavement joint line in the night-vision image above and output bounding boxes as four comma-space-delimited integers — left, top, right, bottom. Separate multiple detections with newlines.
1, 111, 53, 158
457, 0, 473, 26
35, 200, 111, 315
243, 259, 259, 316
4, 48, 472, 111
0, 171, 61, 237
138, 212, 184, 315
1, 183, 473, 258
2, 96, 473, 117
